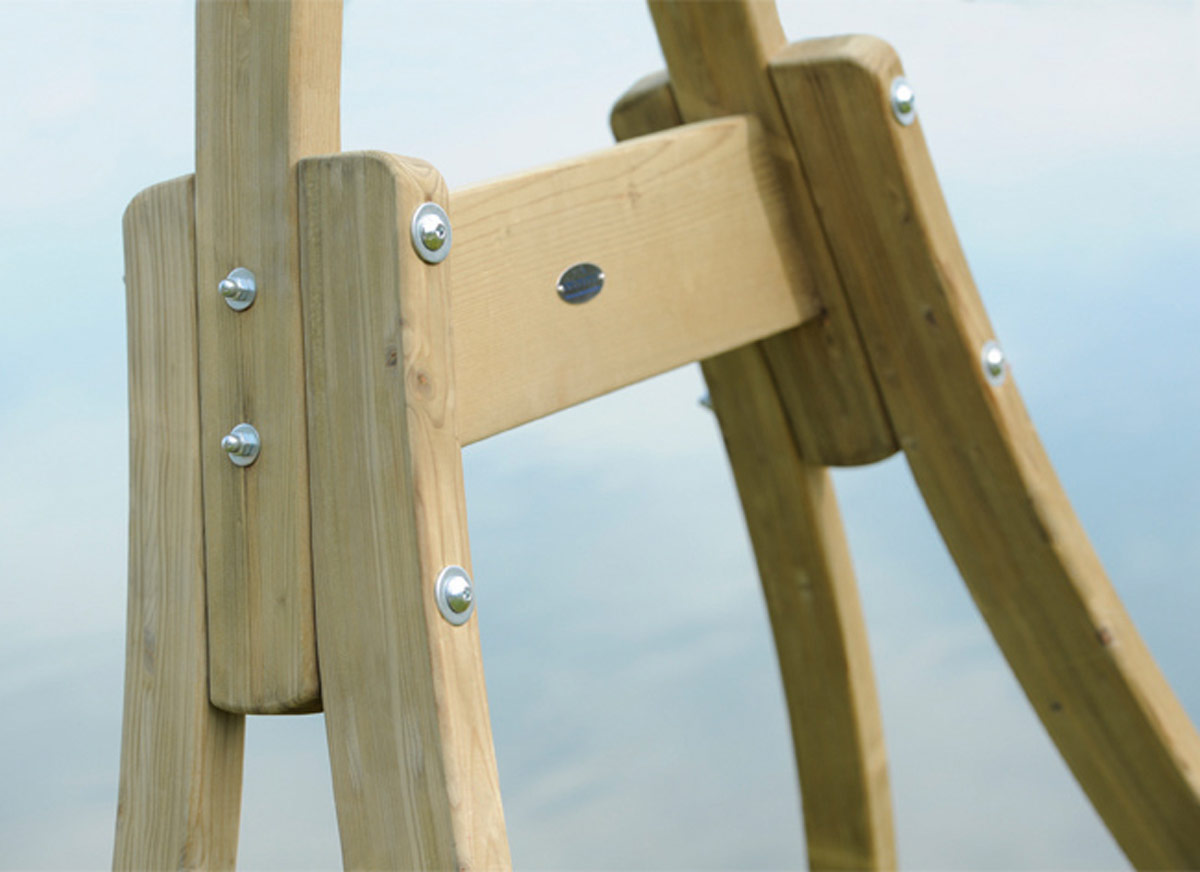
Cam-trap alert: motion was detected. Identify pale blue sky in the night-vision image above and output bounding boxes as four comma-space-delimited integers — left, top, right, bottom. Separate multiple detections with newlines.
0, 1, 1198, 869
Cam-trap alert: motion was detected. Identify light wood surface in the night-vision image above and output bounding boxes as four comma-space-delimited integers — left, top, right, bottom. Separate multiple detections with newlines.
704, 345, 897, 871
450, 116, 819, 445
646, 0, 897, 467
194, 0, 342, 713
299, 151, 510, 869
612, 32, 897, 870
115, 176, 245, 869
770, 35, 1200, 868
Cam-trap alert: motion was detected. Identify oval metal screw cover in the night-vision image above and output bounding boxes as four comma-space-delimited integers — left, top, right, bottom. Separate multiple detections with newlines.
411, 202, 452, 264
434, 565, 475, 625
556, 262, 605, 304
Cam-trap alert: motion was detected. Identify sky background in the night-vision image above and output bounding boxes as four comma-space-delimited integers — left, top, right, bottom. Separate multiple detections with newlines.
0, 1, 1198, 869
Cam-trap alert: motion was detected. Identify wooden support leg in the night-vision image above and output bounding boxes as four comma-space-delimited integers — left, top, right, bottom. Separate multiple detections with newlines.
298, 152, 510, 870
613, 20, 898, 869
114, 176, 245, 869
705, 347, 896, 871
769, 36, 1200, 868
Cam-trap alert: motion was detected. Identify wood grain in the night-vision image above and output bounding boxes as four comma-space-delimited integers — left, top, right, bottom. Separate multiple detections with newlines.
646, 0, 897, 467
115, 176, 245, 869
195, 0, 341, 713
299, 151, 510, 869
612, 31, 897, 870
770, 35, 1200, 868
450, 116, 819, 444
704, 345, 896, 871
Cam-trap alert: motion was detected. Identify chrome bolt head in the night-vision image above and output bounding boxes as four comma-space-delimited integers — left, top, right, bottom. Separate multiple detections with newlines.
218, 267, 257, 311
434, 565, 475, 625
221, 423, 261, 467
411, 202, 452, 264
981, 340, 1007, 386
890, 77, 916, 126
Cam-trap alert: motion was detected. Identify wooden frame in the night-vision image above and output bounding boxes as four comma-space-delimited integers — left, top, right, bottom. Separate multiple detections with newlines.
114, 1, 1200, 869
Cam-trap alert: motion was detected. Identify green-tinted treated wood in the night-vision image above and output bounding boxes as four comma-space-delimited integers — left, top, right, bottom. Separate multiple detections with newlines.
300, 151, 510, 870
115, 175, 245, 870
770, 35, 1200, 868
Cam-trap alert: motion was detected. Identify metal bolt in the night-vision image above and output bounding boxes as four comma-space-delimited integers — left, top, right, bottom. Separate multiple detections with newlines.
221, 423, 261, 467
218, 267, 257, 311
434, 565, 475, 625
411, 203, 452, 264
981, 340, 1007, 386
890, 77, 916, 126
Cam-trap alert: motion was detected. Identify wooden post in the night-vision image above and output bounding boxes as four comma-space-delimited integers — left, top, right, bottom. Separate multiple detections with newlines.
114, 177, 245, 869
612, 17, 898, 867
769, 35, 1200, 868
195, 0, 342, 714
298, 152, 510, 869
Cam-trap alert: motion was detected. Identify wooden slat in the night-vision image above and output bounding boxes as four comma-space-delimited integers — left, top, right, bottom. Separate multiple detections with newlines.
770, 35, 1200, 868
195, 0, 341, 713
647, 0, 897, 467
704, 345, 897, 871
450, 116, 818, 445
612, 45, 897, 872
299, 151, 510, 869
114, 176, 245, 869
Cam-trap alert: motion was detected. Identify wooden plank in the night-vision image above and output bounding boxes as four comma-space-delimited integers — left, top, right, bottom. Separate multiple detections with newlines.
114, 176, 245, 869
770, 35, 1200, 868
451, 116, 818, 445
195, 0, 341, 713
299, 151, 510, 869
612, 46, 897, 872
646, 0, 897, 467
704, 345, 896, 871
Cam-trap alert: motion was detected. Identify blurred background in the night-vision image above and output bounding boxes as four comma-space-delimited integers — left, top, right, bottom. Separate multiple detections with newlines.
1, 1, 1197, 868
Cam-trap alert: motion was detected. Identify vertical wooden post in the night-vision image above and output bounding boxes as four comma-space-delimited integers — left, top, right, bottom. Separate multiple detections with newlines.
114, 177, 245, 869
194, 0, 342, 714
298, 152, 510, 869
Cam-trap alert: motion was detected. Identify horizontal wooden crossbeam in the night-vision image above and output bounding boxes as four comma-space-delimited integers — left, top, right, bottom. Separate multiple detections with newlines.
448, 115, 820, 444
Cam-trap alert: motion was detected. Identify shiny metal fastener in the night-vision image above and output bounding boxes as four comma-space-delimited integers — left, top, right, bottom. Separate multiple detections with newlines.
556, 262, 605, 304
981, 340, 1007, 386
434, 565, 475, 626
411, 203, 452, 264
890, 77, 916, 126
221, 423, 261, 467
218, 267, 257, 311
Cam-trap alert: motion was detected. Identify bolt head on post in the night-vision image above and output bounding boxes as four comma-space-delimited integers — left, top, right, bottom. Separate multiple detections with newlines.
434, 565, 475, 625
221, 422, 261, 467
218, 266, 257, 311
981, 340, 1007, 386
890, 77, 916, 126
411, 202, 452, 264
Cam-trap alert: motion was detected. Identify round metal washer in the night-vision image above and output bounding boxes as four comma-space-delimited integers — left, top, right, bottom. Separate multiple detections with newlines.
434, 564, 475, 625
221, 422, 261, 467
890, 76, 917, 126
411, 202, 452, 264
981, 339, 1007, 386
219, 267, 257, 312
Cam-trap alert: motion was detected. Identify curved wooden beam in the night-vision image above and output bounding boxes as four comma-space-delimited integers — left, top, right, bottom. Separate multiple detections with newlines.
769, 35, 1200, 868
647, 0, 898, 467
611, 47, 898, 872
